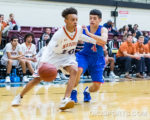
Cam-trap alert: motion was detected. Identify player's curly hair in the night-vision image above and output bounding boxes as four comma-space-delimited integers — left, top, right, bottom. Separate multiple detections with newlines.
90, 9, 102, 18
62, 7, 77, 19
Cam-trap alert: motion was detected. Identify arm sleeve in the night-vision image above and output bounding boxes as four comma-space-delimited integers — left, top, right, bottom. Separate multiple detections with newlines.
79, 34, 96, 44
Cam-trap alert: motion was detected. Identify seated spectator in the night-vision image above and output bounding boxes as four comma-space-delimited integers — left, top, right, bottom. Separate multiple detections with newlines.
21, 33, 37, 81
116, 34, 141, 79
122, 25, 129, 37
144, 38, 150, 76
1, 14, 9, 37
8, 13, 20, 31
0, 14, 4, 45
108, 34, 121, 57
143, 32, 149, 44
103, 20, 117, 34
103, 46, 119, 79
38, 33, 50, 51
134, 36, 145, 77
133, 24, 142, 39
1, 36, 28, 82
132, 30, 137, 43
41, 27, 52, 40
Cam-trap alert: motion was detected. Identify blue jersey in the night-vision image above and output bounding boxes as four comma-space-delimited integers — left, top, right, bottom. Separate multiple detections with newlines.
79, 25, 104, 57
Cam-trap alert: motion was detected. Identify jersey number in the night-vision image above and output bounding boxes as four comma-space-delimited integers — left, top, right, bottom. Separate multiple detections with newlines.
91, 45, 97, 52
62, 49, 75, 54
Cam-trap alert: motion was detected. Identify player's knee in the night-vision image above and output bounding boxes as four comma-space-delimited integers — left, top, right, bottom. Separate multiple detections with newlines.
78, 67, 83, 74
70, 67, 78, 75
7, 59, 13, 65
93, 82, 101, 91
32, 77, 41, 84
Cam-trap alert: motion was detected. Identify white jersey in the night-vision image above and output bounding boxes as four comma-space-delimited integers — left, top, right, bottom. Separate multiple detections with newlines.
1, 43, 21, 66
41, 25, 96, 62
1, 43, 21, 60
21, 43, 36, 58
34, 25, 96, 75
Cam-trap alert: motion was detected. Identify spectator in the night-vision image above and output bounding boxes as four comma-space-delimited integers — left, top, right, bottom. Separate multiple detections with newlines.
103, 46, 119, 79
143, 32, 149, 44
108, 34, 121, 57
41, 27, 52, 40
103, 20, 117, 34
134, 36, 145, 77
132, 30, 137, 43
8, 13, 20, 31
133, 24, 142, 39
144, 38, 150, 76
116, 34, 141, 79
1, 36, 27, 82
38, 33, 50, 51
0, 14, 4, 45
21, 33, 37, 81
122, 25, 129, 37
1, 14, 9, 37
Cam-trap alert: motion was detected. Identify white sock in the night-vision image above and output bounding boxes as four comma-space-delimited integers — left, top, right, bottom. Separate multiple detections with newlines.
73, 87, 77, 91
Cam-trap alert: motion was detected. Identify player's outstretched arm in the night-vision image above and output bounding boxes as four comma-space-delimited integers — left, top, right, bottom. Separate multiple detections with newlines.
79, 34, 96, 44
83, 25, 108, 46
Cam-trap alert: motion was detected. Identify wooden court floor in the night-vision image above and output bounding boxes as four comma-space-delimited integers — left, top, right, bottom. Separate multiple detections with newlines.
0, 80, 150, 120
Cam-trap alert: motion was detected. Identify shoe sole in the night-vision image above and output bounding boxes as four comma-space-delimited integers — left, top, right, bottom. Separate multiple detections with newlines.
12, 104, 20, 107
59, 101, 75, 110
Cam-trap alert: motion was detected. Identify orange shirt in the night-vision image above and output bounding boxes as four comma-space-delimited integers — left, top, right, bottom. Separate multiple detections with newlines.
2, 21, 8, 28
116, 41, 136, 57
134, 42, 145, 54
144, 43, 150, 54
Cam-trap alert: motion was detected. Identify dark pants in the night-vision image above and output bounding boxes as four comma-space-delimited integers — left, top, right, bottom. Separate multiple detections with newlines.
116, 57, 145, 73
134, 57, 145, 73
145, 58, 150, 73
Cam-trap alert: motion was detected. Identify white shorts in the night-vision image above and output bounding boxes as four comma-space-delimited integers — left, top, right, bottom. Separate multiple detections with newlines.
33, 53, 77, 77
1, 58, 19, 67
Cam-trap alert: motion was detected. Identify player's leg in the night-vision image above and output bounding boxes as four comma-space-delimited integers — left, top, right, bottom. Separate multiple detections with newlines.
5, 59, 13, 82
11, 77, 42, 106
59, 65, 78, 110
108, 57, 119, 79
70, 53, 88, 103
26, 60, 34, 74
83, 57, 105, 102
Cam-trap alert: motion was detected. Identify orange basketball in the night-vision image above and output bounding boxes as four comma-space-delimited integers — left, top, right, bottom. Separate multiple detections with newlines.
38, 63, 57, 82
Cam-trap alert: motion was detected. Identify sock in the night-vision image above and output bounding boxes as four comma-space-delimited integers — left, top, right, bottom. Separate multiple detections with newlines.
85, 87, 90, 93
73, 87, 77, 91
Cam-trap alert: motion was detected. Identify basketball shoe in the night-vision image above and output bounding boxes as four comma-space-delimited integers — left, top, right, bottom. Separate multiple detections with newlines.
83, 87, 91, 102
11, 94, 22, 106
59, 98, 75, 110
70, 90, 78, 103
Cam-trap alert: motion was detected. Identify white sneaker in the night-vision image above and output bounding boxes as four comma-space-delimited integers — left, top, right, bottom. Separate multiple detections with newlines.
59, 98, 75, 110
109, 72, 119, 79
59, 73, 69, 80
5, 76, 11, 83
11, 95, 22, 106
23, 76, 29, 82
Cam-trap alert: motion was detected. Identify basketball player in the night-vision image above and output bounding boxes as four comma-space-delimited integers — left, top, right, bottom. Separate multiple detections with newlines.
1, 36, 27, 82
11, 7, 103, 110
70, 9, 108, 103
21, 33, 37, 82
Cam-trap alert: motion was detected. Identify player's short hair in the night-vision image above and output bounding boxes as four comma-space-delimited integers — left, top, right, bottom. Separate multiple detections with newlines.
11, 36, 18, 41
138, 35, 144, 39
90, 9, 102, 18
62, 7, 77, 19
24, 33, 35, 44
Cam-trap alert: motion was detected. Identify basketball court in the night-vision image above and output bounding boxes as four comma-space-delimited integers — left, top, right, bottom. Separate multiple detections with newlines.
0, 79, 150, 120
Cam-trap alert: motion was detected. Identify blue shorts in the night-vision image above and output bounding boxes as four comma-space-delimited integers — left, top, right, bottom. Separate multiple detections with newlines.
76, 53, 105, 83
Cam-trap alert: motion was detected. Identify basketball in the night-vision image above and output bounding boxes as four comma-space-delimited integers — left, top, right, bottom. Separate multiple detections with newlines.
38, 63, 57, 82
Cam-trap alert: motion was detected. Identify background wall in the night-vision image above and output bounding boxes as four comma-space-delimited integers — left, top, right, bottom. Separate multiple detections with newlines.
0, 0, 150, 30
